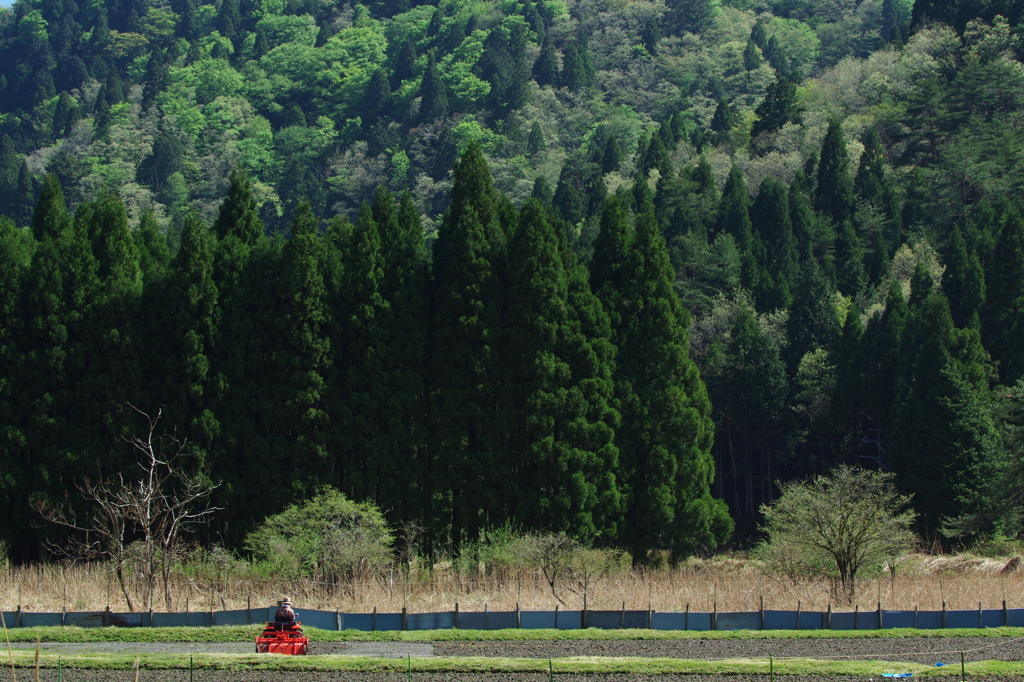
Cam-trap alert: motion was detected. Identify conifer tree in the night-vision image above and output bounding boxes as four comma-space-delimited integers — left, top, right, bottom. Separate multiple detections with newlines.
431, 142, 505, 549
32, 174, 71, 241
787, 256, 840, 370
561, 42, 589, 91
392, 39, 418, 88
982, 208, 1024, 384
831, 303, 865, 426
714, 165, 764, 293
361, 69, 393, 129
370, 187, 430, 522
613, 206, 730, 561
78, 194, 143, 462
418, 53, 450, 124
892, 292, 997, 537
722, 307, 788, 518
834, 219, 866, 297
504, 200, 588, 535
945, 224, 986, 330
815, 117, 856, 224
751, 76, 800, 139
213, 168, 263, 245
169, 211, 219, 443
743, 37, 761, 71
854, 127, 899, 221
751, 178, 797, 308
13, 161, 35, 227
278, 200, 331, 488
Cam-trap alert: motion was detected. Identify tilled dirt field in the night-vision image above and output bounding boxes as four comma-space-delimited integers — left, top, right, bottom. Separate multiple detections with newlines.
432, 636, 1024, 663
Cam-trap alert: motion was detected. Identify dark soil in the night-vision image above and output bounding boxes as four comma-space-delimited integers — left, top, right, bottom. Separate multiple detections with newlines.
433, 637, 1024, 663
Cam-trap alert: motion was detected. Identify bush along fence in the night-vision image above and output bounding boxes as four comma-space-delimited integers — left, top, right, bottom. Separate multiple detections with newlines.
4, 601, 1024, 630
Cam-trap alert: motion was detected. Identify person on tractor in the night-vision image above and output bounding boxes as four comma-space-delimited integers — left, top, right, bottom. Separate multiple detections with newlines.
275, 598, 297, 627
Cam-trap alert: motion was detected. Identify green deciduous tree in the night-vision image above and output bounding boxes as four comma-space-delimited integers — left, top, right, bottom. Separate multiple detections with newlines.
245, 489, 393, 583
757, 465, 916, 601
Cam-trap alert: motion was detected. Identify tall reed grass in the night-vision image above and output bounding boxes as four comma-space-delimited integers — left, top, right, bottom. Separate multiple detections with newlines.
2, 553, 1023, 615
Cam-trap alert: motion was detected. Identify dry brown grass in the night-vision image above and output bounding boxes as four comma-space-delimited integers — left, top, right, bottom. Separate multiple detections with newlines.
4, 553, 1024, 615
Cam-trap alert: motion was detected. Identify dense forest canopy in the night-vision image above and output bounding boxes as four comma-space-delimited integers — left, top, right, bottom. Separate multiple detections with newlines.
1, 0, 1023, 563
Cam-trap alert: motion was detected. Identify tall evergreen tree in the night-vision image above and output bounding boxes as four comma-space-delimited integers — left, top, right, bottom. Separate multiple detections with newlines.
277, 199, 331, 489
834, 220, 866, 298
167, 209, 219, 438
213, 168, 263, 245
787, 256, 840, 371
751, 178, 797, 308
982, 208, 1024, 384
612, 207, 731, 562
418, 52, 450, 124
431, 142, 506, 549
815, 117, 856, 224
370, 187, 430, 523
892, 292, 997, 539
750, 76, 800, 139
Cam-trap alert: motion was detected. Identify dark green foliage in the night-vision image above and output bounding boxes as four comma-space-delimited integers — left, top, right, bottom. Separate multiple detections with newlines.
834, 220, 866, 298
787, 256, 840, 370
892, 292, 997, 539
361, 69, 393, 130
982, 208, 1024, 384
418, 53, 450, 123
561, 41, 592, 92
527, 121, 546, 156
945, 224, 986, 330
710, 100, 739, 137
479, 24, 529, 119
430, 142, 505, 548
751, 177, 797, 307
743, 38, 761, 71
502, 200, 618, 540
665, 0, 719, 34
815, 118, 855, 224
609, 206, 730, 562
750, 77, 801, 139
213, 168, 263, 245
31, 174, 71, 242
169, 211, 219, 442
533, 36, 560, 87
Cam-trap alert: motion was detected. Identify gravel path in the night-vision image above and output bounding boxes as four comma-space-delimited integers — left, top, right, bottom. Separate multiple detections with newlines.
434, 637, 1024, 663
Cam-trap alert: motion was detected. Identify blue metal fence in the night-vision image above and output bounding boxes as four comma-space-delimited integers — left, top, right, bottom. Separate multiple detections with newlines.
0, 605, 1020, 631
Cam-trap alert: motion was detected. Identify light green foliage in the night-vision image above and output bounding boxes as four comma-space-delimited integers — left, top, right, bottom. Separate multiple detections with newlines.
438, 32, 491, 110
255, 13, 318, 49
452, 118, 504, 154
245, 489, 393, 582
190, 61, 244, 105
758, 465, 916, 601
767, 18, 821, 76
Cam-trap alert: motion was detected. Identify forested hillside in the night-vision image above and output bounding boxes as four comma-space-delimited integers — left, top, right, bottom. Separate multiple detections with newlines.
1, 0, 1023, 562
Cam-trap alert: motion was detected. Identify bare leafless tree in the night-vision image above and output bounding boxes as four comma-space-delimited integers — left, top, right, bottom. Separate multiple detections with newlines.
35, 406, 220, 612
33, 476, 135, 610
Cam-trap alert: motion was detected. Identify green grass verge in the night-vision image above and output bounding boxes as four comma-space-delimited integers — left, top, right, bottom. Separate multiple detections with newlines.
0, 650, 1013, 677
6, 624, 1024, 643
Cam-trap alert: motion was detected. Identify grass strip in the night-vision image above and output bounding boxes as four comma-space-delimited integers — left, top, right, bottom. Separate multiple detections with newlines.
9, 625, 1024, 643
1, 650, 1015, 677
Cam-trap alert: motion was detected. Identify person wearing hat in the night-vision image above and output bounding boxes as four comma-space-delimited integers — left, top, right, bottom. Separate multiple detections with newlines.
275, 598, 297, 625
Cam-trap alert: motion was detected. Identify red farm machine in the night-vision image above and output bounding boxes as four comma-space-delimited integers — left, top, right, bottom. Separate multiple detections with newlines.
255, 621, 309, 655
